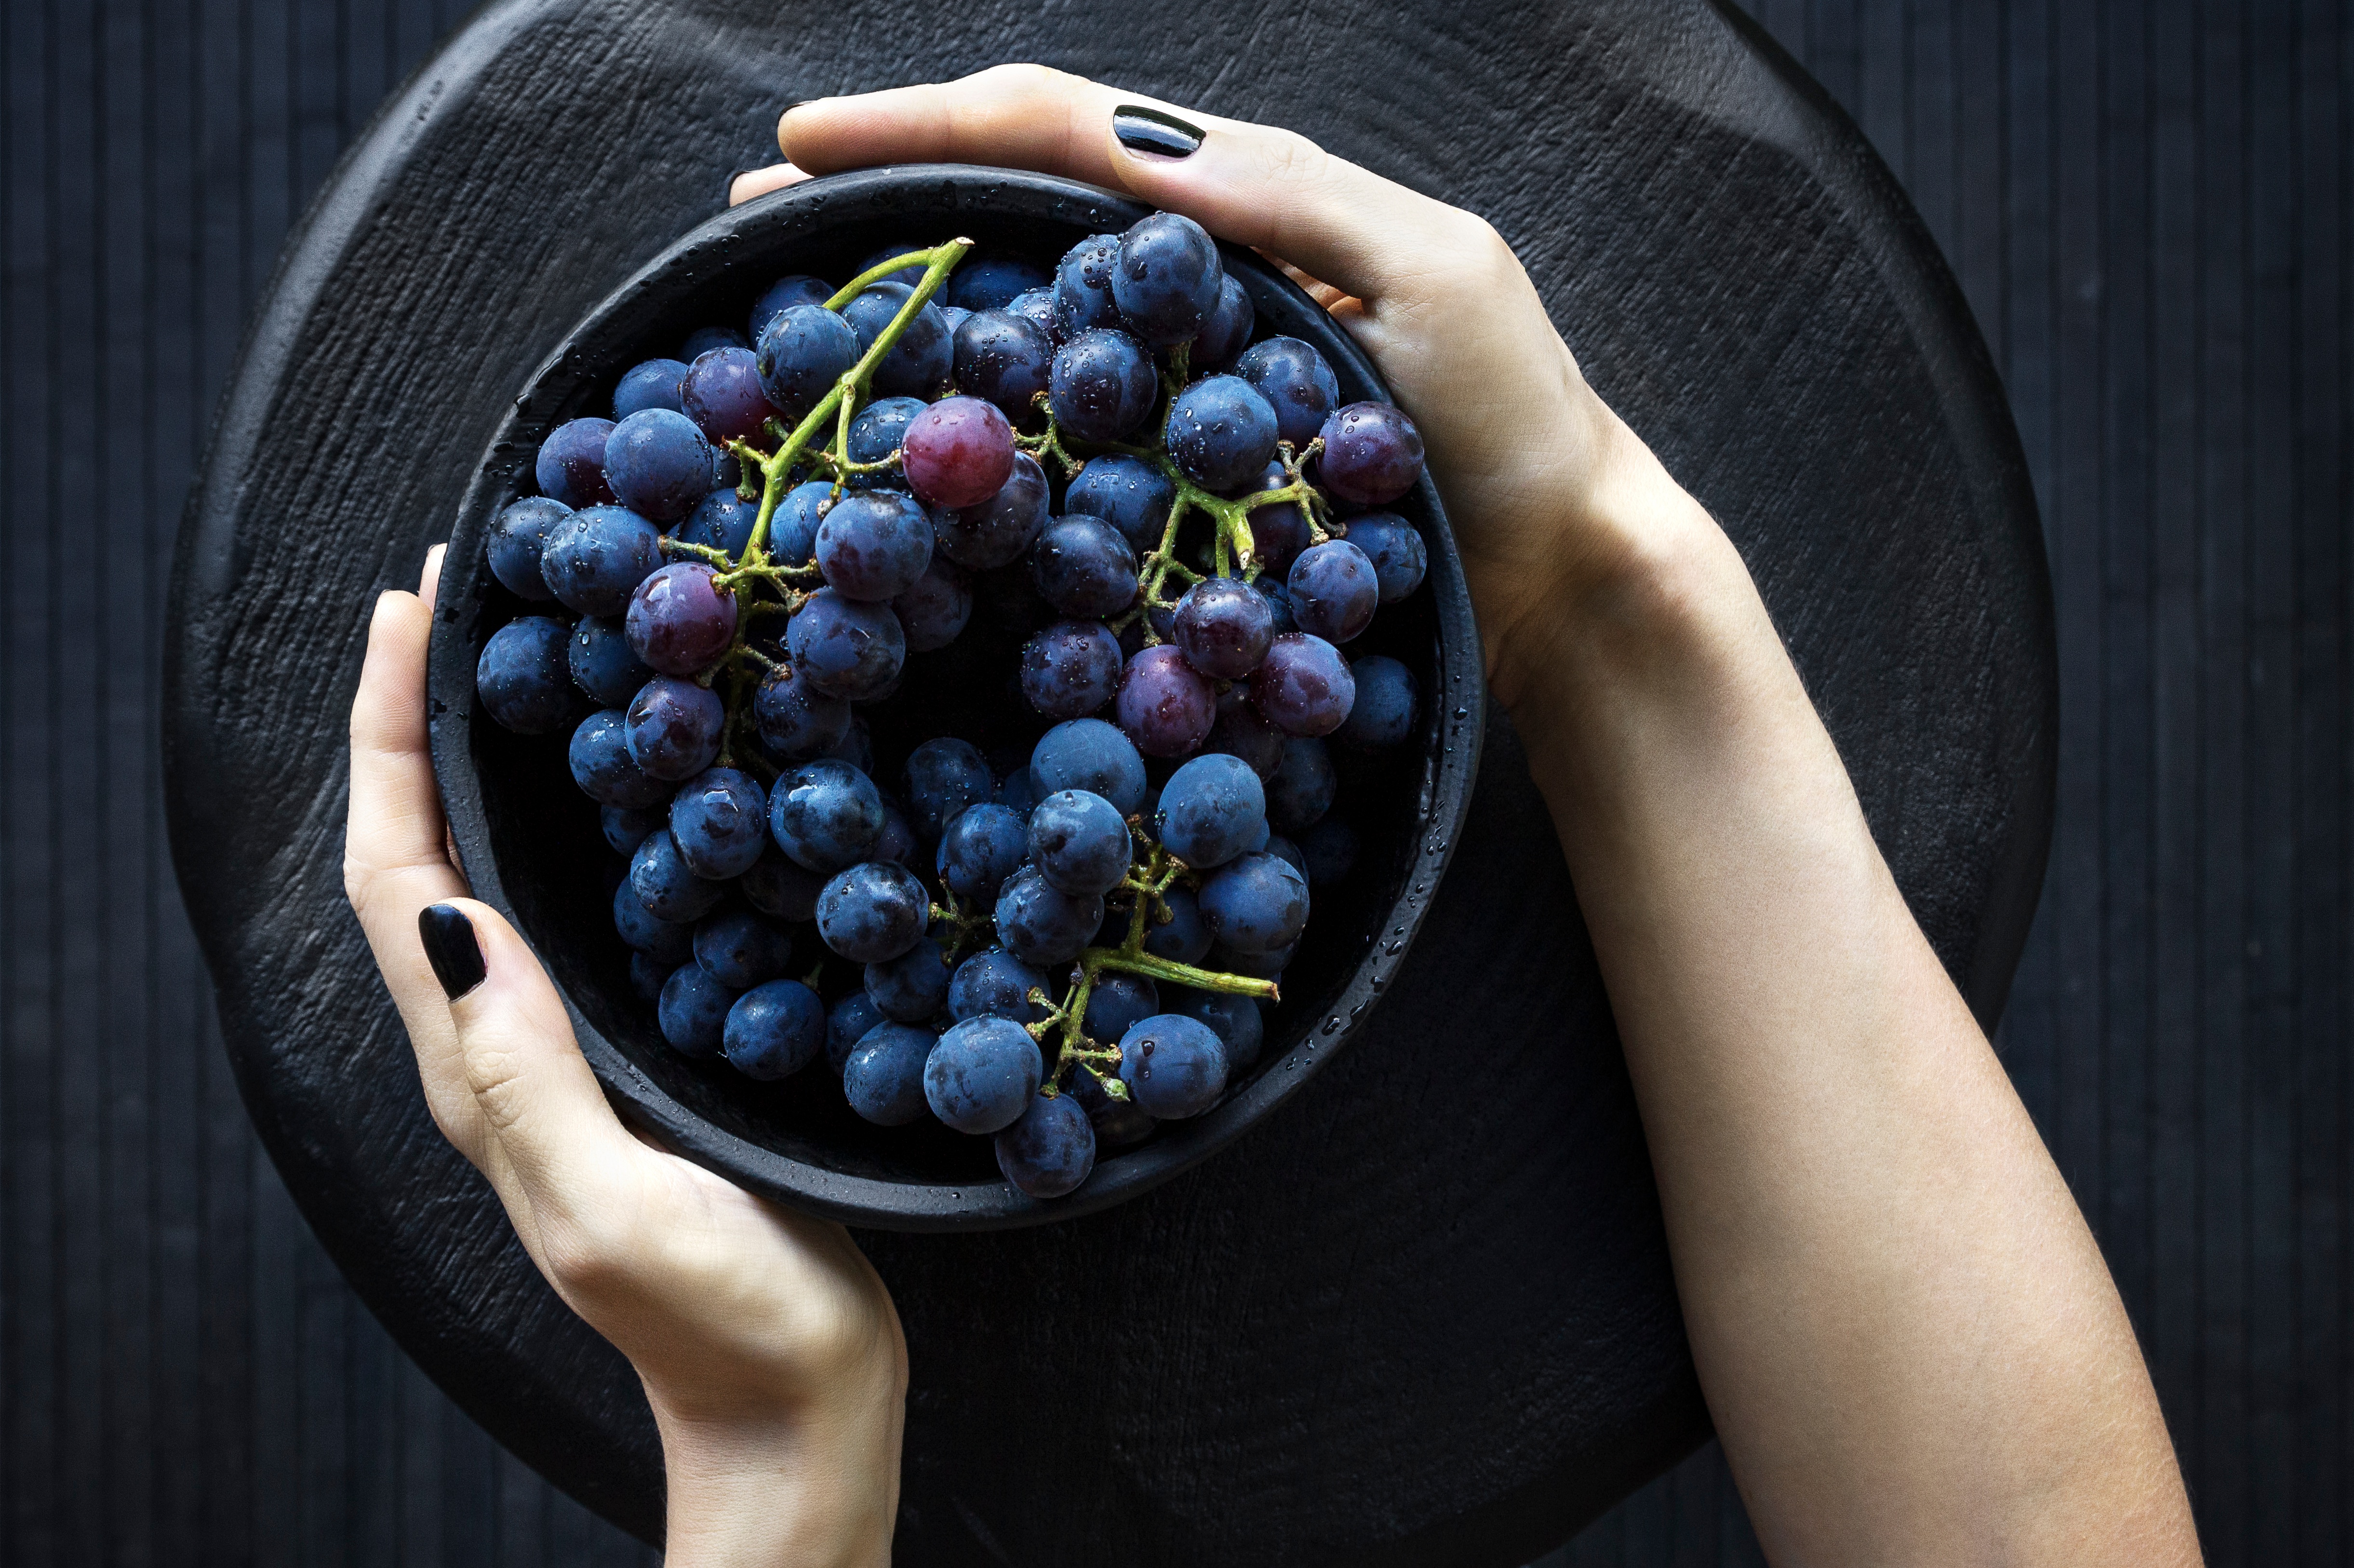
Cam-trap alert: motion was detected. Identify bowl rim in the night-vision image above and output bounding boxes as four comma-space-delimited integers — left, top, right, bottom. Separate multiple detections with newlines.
427, 163, 1486, 1231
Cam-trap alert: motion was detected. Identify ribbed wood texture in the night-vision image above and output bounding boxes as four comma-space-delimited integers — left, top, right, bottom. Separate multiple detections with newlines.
0, 0, 2341, 1564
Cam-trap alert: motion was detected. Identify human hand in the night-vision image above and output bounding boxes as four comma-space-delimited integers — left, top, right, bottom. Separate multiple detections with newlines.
732, 65, 1706, 701
343, 548, 906, 1568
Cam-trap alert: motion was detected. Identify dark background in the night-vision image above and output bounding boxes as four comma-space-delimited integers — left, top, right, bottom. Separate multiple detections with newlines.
1, 0, 2344, 1564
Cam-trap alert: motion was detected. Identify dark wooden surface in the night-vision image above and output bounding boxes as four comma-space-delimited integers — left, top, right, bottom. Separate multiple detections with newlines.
0, 6, 2342, 1568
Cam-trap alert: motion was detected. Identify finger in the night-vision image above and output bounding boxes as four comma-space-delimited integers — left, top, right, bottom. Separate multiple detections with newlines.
729, 162, 811, 206
418, 542, 445, 613
346, 572, 466, 954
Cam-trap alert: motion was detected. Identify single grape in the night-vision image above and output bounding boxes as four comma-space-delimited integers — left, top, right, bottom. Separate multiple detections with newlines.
1030, 719, 1147, 817
614, 358, 688, 418
488, 496, 569, 601
1062, 454, 1175, 555
1019, 619, 1123, 718
843, 1021, 940, 1125
785, 589, 906, 702
605, 409, 715, 523
669, 766, 768, 879
1172, 576, 1276, 680
1116, 1013, 1229, 1118
1156, 752, 1267, 869
1031, 515, 1137, 617
824, 714, 876, 774
1189, 274, 1256, 369
694, 905, 792, 988
1213, 938, 1296, 981
994, 865, 1105, 966
994, 765, 1044, 818
674, 487, 759, 558
816, 861, 929, 963
1265, 832, 1307, 881
1199, 851, 1310, 954
1285, 540, 1379, 644
476, 616, 585, 735
952, 310, 1054, 423
841, 281, 954, 399
866, 939, 952, 1022
1083, 972, 1159, 1045
678, 346, 779, 446
535, 417, 616, 508
1335, 655, 1417, 750
629, 952, 669, 1001
624, 562, 738, 675
949, 948, 1051, 1025
770, 479, 834, 564
1167, 375, 1280, 492
1166, 986, 1266, 1074
740, 841, 826, 922
874, 802, 921, 871
601, 803, 660, 857
614, 878, 694, 965
624, 676, 725, 780
541, 504, 663, 616
1066, 1064, 1156, 1148
1316, 402, 1425, 504
724, 979, 825, 1079
936, 803, 1030, 901
1005, 286, 1062, 342
768, 758, 884, 873
904, 737, 993, 840
748, 274, 832, 342
751, 664, 851, 762
1234, 337, 1340, 449
1253, 575, 1299, 637
1297, 817, 1359, 885
826, 991, 886, 1074
950, 251, 1052, 311
1027, 789, 1132, 898
1115, 645, 1217, 758
569, 709, 672, 808
844, 395, 928, 485
1252, 633, 1356, 737
1204, 702, 1286, 779
1140, 884, 1213, 964
1051, 233, 1123, 340
1335, 512, 1427, 603
1048, 328, 1157, 442
1111, 213, 1222, 346
923, 1016, 1043, 1133
936, 450, 1048, 569
682, 324, 749, 359
1264, 736, 1337, 832
1244, 496, 1312, 578
755, 303, 860, 422
659, 963, 739, 1058
901, 396, 1015, 509
891, 559, 974, 652
631, 828, 727, 923
815, 490, 935, 602
995, 1091, 1096, 1198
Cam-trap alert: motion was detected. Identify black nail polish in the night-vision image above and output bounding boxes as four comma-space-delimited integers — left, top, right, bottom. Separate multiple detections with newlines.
1112, 105, 1204, 159
418, 904, 486, 1001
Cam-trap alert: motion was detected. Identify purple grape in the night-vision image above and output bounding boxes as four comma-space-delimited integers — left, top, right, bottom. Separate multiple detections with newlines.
1156, 752, 1266, 869
624, 676, 725, 780
1020, 619, 1123, 718
631, 827, 727, 923
488, 496, 568, 601
1049, 328, 1157, 442
937, 450, 1049, 569
682, 324, 749, 359
542, 504, 663, 615
724, 979, 825, 1079
1317, 402, 1425, 504
995, 1091, 1097, 1198
1172, 576, 1276, 679
1082, 972, 1159, 1045
993, 865, 1105, 967
476, 616, 586, 735
1115, 645, 1216, 758
658, 963, 739, 1058
679, 346, 780, 446
1063, 454, 1175, 554
892, 559, 974, 651
752, 664, 851, 761
768, 758, 884, 873
786, 588, 906, 701
1252, 634, 1356, 737
755, 303, 860, 422
841, 281, 953, 399
843, 1021, 939, 1124
1335, 654, 1417, 750
625, 562, 738, 674
866, 940, 952, 1023
605, 409, 716, 523
1189, 274, 1256, 369
569, 709, 671, 808
1252, 575, 1298, 633
1111, 213, 1222, 346
770, 479, 833, 564
602, 804, 660, 857
936, 804, 1030, 901
669, 766, 768, 879
1051, 233, 1122, 340
675, 487, 759, 559
1265, 736, 1336, 833
749, 274, 833, 342
951, 252, 1052, 311
741, 842, 825, 922
1297, 817, 1359, 885
923, 1016, 1043, 1133
694, 905, 792, 988
615, 358, 689, 418
1167, 375, 1280, 491
535, 417, 616, 508
901, 396, 1015, 509
1198, 851, 1309, 955
952, 310, 1054, 422
1032, 515, 1137, 617
1116, 1013, 1229, 1118
1204, 701, 1285, 778
1028, 789, 1132, 899
1234, 337, 1340, 449
816, 490, 935, 602
614, 878, 694, 964
1247, 500, 1312, 578
816, 861, 930, 964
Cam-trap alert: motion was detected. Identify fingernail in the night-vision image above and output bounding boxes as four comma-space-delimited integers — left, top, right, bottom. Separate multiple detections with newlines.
1112, 105, 1204, 160
418, 904, 486, 1001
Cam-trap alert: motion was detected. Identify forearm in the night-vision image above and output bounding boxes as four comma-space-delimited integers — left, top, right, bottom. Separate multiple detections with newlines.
1493, 405, 2196, 1565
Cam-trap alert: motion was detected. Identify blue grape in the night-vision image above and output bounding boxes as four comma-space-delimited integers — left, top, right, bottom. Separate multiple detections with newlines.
1114, 645, 1216, 758
923, 1016, 1043, 1133
936, 450, 1048, 569
682, 324, 749, 359
1337, 512, 1426, 602
1051, 233, 1122, 340
542, 504, 663, 616
614, 877, 694, 965
1253, 574, 1298, 634
679, 346, 778, 446
815, 490, 935, 602
1335, 655, 1417, 750
1297, 817, 1359, 885
996, 764, 1045, 817
569, 709, 671, 808
892, 559, 973, 651
816, 861, 929, 963
1265, 833, 1306, 880
1083, 972, 1159, 1044
786, 588, 906, 701
535, 417, 615, 508
951, 310, 1053, 422
752, 664, 851, 761
827, 991, 885, 1074
1205, 701, 1285, 778
477, 616, 585, 735
1063, 454, 1175, 554
936, 804, 1029, 901
1234, 337, 1340, 449
760, 479, 829, 566
659, 963, 739, 1057
675, 487, 759, 558
993, 865, 1104, 966
1213, 937, 1296, 980
669, 766, 768, 879
768, 759, 883, 873
1316, 402, 1425, 504
755, 303, 859, 421
629, 951, 669, 1001
488, 496, 568, 600
871, 803, 917, 870
1199, 851, 1309, 954
614, 358, 688, 418
631, 828, 726, 923
601, 803, 659, 857
1030, 718, 1146, 816
841, 281, 953, 398
1141, 884, 1212, 964
724, 979, 825, 1079
1189, 274, 1255, 368
1020, 619, 1123, 719
1285, 540, 1379, 643
1264, 736, 1336, 832
1166, 986, 1265, 1073
1048, 328, 1157, 442
949, 948, 1051, 1025
994, 1091, 1096, 1198
605, 409, 715, 523
1110, 213, 1222, 346
749, 274, 832, 342
694, 905, 792, 988
1116, 1013, 1228, 1118
844, 395, 928, 484
624, 676, 724, 780
1031, 514, 1137, 617
1028, 790, 1132, 898
1252, 633, 1356, 737
824, 714, 876, 774
1167, 375, 1280, 491
951, 252, 1052, 311
741, 842, 826, 923
1156, 752, 1267, 869
905, 738, 993, 840
866, 939, 951, 1022
1005, 286, 1061, 342
1066, 1065, 1156, 1149
843, 1021, 939, 1125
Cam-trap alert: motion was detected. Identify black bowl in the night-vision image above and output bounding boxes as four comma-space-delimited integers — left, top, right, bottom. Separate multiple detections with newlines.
427, 165, 1484, 1231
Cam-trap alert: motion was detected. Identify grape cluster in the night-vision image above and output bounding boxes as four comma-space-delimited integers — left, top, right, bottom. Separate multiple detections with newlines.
473, 216, 1431, 1200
